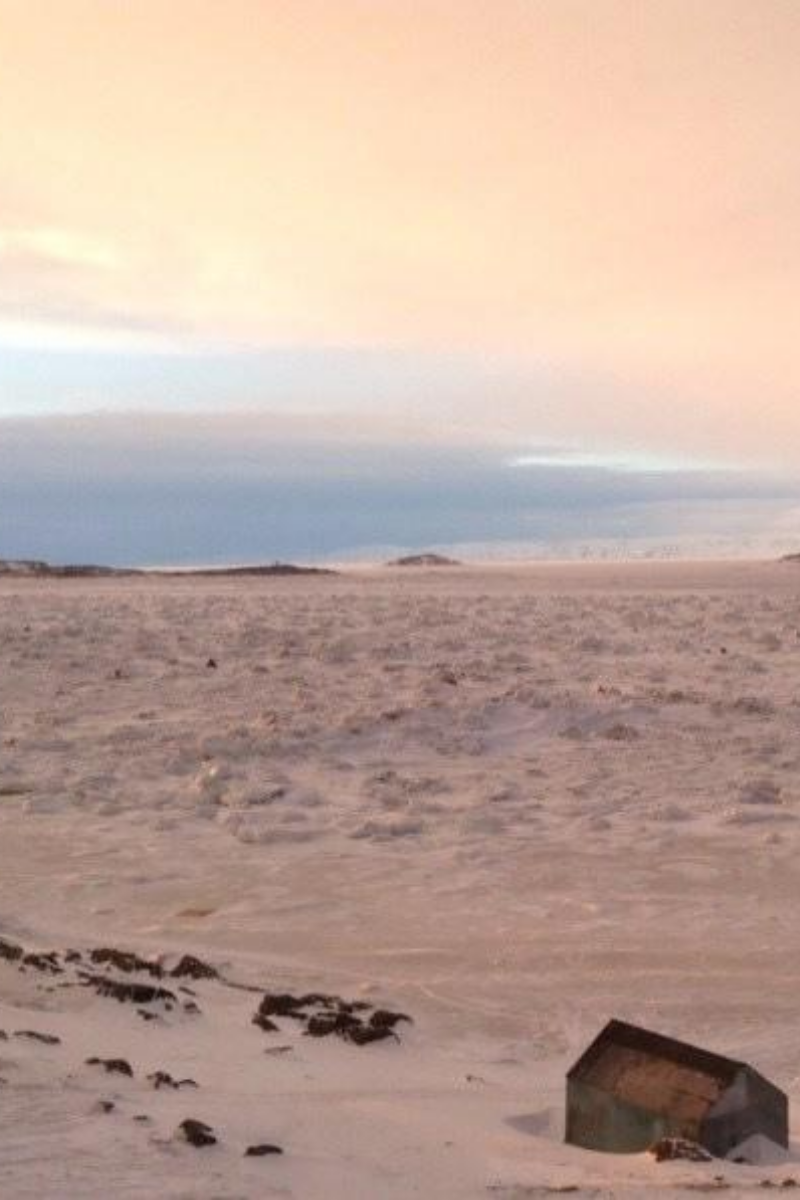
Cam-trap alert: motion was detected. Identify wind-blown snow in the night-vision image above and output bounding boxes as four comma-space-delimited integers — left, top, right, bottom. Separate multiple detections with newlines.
1, 560, 799, 1197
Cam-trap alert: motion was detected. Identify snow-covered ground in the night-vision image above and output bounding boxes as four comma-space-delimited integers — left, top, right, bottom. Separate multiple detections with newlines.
1, 560, 799, 1198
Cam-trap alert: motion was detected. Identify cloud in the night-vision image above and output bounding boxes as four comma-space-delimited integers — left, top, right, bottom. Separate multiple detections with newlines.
1, 411, 798, 565
0, 226, 194, 350
0, 1, 798, 457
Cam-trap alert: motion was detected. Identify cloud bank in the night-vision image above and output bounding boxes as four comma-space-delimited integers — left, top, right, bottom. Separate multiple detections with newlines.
1, 412, 799, 565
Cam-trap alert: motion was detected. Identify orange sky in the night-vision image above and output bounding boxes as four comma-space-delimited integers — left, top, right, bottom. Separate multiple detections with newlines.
1, 1, 799, 462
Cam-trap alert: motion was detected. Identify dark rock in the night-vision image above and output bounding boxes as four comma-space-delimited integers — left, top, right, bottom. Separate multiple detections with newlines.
95, 1100, 116, 1114
252, 986, 413, 1045
22, 951, 63, 974
171, 954, 219, 980
0, 937, 24, 962
148, 1070, 177, 1089
369, 1009, 411, 1030
305, 1012, 357, 1038
86, 1057, 134, 1077
297, 992, 339, 1008
252, 1012, 280, 1032
206, 658, 217, 669
257, 993, 309, 1018
65, 949, 82, 963
183, 1001, 201, 1015
178, 1118, 217, 1147
245, 1143, 284, 1156
89, 948, 163, 977
148, 1070, 198, 1090
14, 1030, 61, 1045
347, 1023, 396, 1046
0, 1030, 6, 1040
80, 971, 176, 1005
138, 1010, 160, 1022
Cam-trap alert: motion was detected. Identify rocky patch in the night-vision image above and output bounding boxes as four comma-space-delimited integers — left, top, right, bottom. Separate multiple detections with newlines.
89, 948, 163, 977
14, 1030, 61, 1045
253, 990, 411, 1045
178, 1118, 217, 1147
79, 971, 177, 1006
86, 1057, 134, 1077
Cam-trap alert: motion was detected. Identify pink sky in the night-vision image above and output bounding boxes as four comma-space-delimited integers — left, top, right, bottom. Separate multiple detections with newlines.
1, 1, 799, 465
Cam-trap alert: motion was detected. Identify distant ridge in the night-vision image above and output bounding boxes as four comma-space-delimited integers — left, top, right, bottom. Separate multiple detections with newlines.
174, 563, 336, 577
387, 553, 461, 567
0, 559, 336, 578
781, 553, 800, 563
0, 559, 141, 578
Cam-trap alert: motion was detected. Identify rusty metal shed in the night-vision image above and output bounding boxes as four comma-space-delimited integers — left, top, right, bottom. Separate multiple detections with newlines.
566, 1019, 788, 1157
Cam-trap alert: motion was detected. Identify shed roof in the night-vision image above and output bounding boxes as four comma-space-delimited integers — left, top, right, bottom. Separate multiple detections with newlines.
568, 1020, 744, 1124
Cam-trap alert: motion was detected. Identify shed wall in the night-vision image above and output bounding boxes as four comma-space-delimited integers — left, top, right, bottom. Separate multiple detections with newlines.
702, 1070, 789, 1156
566, 1079, 698, 1153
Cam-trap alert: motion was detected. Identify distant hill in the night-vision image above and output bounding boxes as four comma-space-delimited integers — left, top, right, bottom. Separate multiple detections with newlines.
387, 553, 462, 567
174, 563, 336, 577
0, 559, 335, 579
780, 554, 800, 563
0, 559, 141, 578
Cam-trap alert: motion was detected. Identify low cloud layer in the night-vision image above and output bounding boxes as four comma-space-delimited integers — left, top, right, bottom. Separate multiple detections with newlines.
1, 412, 799, 565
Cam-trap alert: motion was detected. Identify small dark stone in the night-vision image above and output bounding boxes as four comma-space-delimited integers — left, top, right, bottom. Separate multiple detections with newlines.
133, 1114, 151, 1124
14, 1030, 61, 1045
65, 949, 82, 963
369, 1009, 411, 1030
148, 1070, 198, 1090
96, 1100, 116, 1114
245, 1143, 284, 1157
179, 1118, 217, 1147
86, 1057, 134, 1077
148, 1070, 178, 1089
0, 937, 24, 963
252, 1012, 280, 1032
206, 658, 218, 670
347, 1023, 395, 1046
171, 954, 218, 980
305, 1011, 363, 1040
183, 1001, 201, 1015
0, 1030, 6, 1040
257, 993, 307, 1018
137, 1009, 160, 1022
305, 1013, 347, 1038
